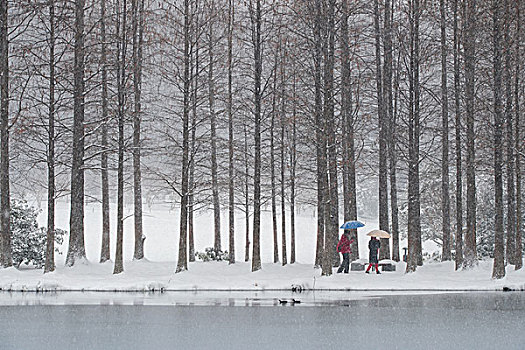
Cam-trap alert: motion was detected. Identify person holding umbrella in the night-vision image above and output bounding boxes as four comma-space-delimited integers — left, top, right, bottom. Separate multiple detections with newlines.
365, 237, 381, 274
365, 229, 390, 274
336, 221, 362, 273
336, 232, 354, 273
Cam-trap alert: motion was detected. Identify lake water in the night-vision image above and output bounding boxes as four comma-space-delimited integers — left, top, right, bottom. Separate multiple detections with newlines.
0, 291, 524, 349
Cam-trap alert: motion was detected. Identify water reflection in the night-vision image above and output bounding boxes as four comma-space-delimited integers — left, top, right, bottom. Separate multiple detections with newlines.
0, 290, 427, 306
0, 292, 524, 349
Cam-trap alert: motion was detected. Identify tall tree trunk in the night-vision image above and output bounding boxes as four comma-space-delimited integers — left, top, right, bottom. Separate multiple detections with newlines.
440, 0, 451, 261
280, 42, 287, 267
407, 0, 422, 272
244, 123, 250, 262
340, 0, 359, 262
515, 0, 523, 271
66, 0, 87, 266
492, 0, 505, 279
314, 0, 324, 269
414, 0, 422, 267
464, 0, 477, 269
176, 0, 191, 273
228, 0, 235, 264
324, 0, 339, 268
270, 57, 279, 264
188, 1, 199, 263
44, 0, 56, 273
132, 0, 145, 260
390, 44, 401, 262
208, 0, 221, 255
504, 0, 516, 265
251, 0, 262, 272
374, 0, 390, 260
114, 0, 128, 275
0, 0, 9, 268
289, 66, 297, 264
454, 0, 464, 270
383, 0, 394, 261
99, 0, 111, 264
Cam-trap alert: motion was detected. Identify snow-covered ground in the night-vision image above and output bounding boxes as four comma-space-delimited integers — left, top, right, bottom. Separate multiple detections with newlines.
0, 201, 524, 292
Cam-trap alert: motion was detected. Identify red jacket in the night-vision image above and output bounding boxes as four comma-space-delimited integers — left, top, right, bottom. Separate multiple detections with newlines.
337, 234, 354, 254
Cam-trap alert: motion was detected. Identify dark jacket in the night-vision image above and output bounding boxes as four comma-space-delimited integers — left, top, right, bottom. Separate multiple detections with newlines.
368, 238, 381, 263
337, 234, 354, 254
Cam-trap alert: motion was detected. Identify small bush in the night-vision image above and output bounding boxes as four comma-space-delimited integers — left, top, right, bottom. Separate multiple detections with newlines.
195, 247, 229, 262
11, 200, 66, 268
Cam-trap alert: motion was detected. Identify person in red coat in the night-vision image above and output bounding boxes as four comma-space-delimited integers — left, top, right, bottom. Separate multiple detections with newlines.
336, 232, 354, 273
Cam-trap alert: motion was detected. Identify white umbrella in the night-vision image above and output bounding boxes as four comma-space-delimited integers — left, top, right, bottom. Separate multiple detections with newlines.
366, 229, 391, 238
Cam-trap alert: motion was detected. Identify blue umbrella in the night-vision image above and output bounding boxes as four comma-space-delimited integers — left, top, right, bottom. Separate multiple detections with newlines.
340, 220, 365, 229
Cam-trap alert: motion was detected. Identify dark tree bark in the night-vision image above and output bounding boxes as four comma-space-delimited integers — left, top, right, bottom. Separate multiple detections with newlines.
374, 0, 390, 261
114, 0, 128, 275
324, 0, 339, 268
0, 0, 8, 269
208, 0, 221, 255
250, 0, 262, 272
44, 0, 56, 273
280, 41, 287, 267
99, 0, 110, 264
188, 0, 200, 263
244, 123, 250, 262
463, 0, 478, 269
515, 0, 523, 271
340, 0, 359, 262
228, 0, 235, 264
492, 0, 505, 279
313, 0, 324, 269
407, 0, 422, 272
270, 55, 279, 264
440, 0, 452, 261
66, 0, 87, 267
414, 0, 422, 267
504, 0, 516, 265
384, 0, 398, 262
176, 0, 191, 273
289, 66, 297, 264
454, 0, 464, 270
390, 43, 401, 262
132, 0, 145, 261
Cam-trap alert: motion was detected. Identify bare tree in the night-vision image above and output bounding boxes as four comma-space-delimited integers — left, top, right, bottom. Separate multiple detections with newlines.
99, 0, 111, 264
340, 0, 359, 262
454, 0, 464, 270
406, 0, 422, 273
289, 64, 297, 264
0, 0, 12, 267
503, 0, 516, 266
66, 0, 87, 267
440, 0, 451, 261
227, 0, 235, 264
374, 0, 390, 261
385, 0, 399, 262
132, 0, 145, 260
44, 0, 56, 273
270, 51, 279, 264
250, 0, 262, 272
176, 0, 191, 273
515, 0, 523, 271
207, 0, 221, 255
492, 0, 505, 279
114, 0, 129, 275
463, 0, 477, 269
280, 37, 287, 267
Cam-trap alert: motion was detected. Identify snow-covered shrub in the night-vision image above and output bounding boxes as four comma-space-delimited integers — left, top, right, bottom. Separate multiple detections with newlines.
11, 200, 66, 268
195, 247, 229, 262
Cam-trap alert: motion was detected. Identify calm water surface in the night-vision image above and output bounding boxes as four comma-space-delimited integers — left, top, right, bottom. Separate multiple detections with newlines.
0, 291, 524, 349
